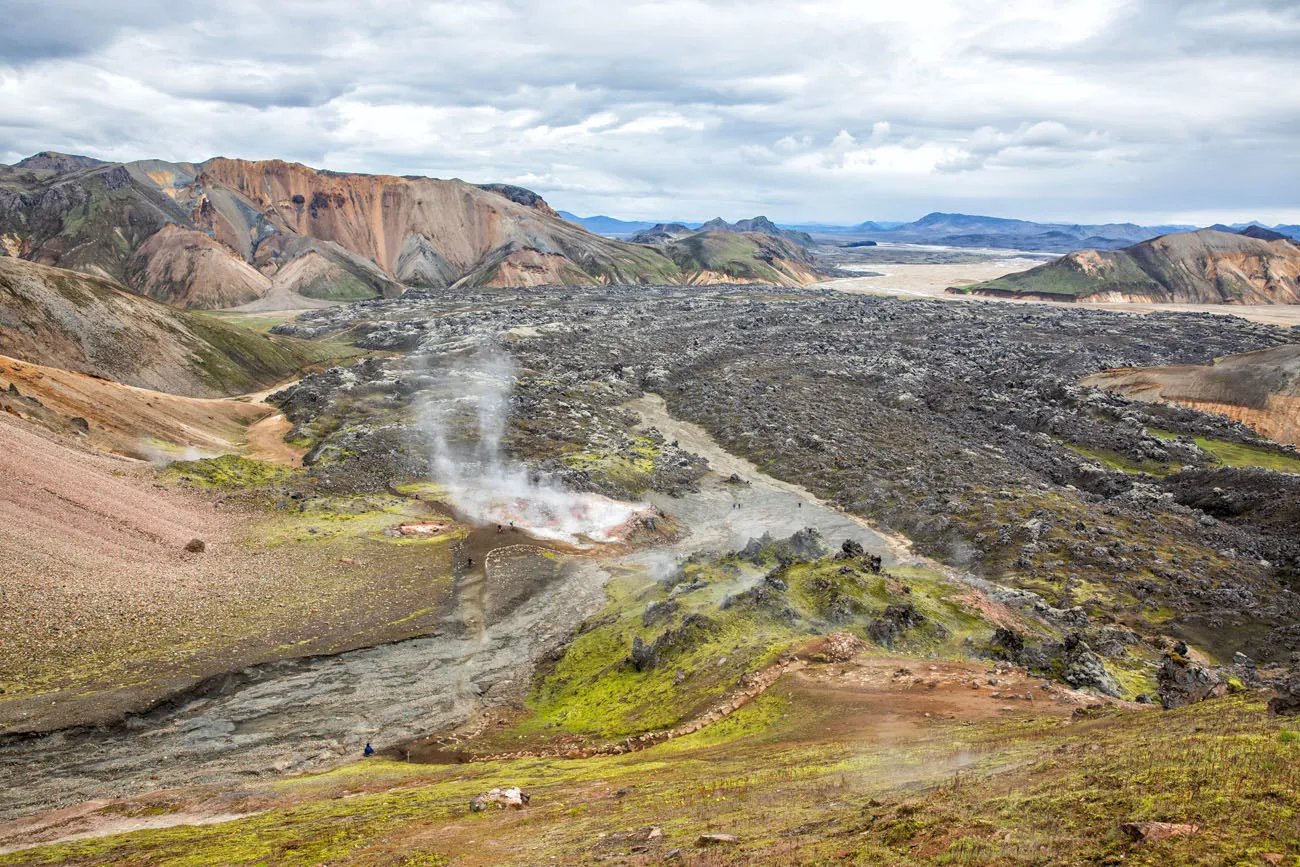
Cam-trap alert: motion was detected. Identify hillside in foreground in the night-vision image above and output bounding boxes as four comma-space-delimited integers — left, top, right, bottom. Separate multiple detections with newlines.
0, 256, 337, 396
4, 283, 1300, 865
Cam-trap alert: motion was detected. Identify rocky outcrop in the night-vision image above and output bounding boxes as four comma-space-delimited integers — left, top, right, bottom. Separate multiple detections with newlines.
1061, 634, 1121, 697
957, 230, 1300, 304
1267, 668, 1300, 715
1157, 652, 1227, 709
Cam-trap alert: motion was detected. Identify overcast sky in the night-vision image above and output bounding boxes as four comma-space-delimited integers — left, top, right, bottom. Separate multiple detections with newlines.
1, 0, 1297, 224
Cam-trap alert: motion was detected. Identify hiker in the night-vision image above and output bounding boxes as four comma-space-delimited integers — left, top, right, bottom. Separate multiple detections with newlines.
467, 556, 474, 568
497, 524, 503, 534
364, 742, 375, 757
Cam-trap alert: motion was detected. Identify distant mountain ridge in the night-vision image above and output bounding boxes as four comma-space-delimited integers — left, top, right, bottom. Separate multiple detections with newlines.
628, 223, 695, 244
556, 212, 662, 237
833, 212, 1201, 253
568, 209, 1300, 254
953, 228, 1300, 304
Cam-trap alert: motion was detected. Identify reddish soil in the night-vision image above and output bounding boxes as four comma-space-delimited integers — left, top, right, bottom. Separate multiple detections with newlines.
0, 412, 456, 733
0, 353, 270, 460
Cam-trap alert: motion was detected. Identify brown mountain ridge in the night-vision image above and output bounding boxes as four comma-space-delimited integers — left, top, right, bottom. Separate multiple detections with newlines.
0, 153, 824, 309
952, 229, 1300, 304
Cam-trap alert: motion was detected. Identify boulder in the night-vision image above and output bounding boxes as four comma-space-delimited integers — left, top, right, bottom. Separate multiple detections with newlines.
1119, 821, 1199, 843
696, 834, 740, 846
1267, 668, 1300, 715
816, 632, 864, 663
184, 538, 206, 553
1062, 634, 1122, 698
1157, 653, 1226, 709
469, 786, 530, 812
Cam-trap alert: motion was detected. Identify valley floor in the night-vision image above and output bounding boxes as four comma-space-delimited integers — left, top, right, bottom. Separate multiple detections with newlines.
3, 274, 1300, 865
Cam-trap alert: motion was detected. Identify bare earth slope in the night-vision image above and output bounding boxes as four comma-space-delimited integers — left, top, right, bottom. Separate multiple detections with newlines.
0, 411, 455, 734
125, 224, 270, 308
956, 229, 1300, 303
0, 257, 325, 396
1084, 344, 1300, 445
664, 230, 821, 285
0, 354, 274, 459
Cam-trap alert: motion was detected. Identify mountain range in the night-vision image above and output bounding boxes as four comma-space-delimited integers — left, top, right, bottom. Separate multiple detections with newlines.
0, 153, 823, 310
563, 209, 1300, 254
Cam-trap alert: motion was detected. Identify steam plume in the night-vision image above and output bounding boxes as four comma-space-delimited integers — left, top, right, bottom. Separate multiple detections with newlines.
420, 348, 641, 546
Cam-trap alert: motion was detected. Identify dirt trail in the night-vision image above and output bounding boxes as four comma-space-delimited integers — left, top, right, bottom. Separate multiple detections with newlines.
628, 393, 914, 564
0, 802, 259, 857
244, 411, 305, 465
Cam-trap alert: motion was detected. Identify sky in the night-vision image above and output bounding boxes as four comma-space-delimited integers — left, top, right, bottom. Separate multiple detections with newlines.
1, 0, 1298, 225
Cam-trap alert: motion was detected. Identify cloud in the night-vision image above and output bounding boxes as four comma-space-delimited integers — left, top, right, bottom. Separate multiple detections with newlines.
0, 0, 1297, 223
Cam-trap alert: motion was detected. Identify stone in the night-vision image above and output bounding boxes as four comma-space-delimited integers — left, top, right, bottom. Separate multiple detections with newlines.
696, 834, 740, 846
817, 632, 864, 663
184, 538, 206, 553
625, 825, 662, 841
469, 786, 530, 812
1119, 821, 1199, 843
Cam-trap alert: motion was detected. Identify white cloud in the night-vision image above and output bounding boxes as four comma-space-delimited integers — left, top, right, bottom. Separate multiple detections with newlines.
0, 0, 1297, 223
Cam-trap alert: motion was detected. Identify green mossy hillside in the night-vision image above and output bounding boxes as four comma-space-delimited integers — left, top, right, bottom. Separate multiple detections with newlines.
526, 540, 1046, 741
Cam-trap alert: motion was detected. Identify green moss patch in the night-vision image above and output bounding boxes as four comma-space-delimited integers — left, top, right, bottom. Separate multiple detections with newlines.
1056, 438, 1181, 476
164, 455, 294, 489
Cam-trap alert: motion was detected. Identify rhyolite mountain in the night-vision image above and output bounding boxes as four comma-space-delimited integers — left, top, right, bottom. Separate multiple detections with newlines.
953, 229, 1300, 304
0, 154, 823, 308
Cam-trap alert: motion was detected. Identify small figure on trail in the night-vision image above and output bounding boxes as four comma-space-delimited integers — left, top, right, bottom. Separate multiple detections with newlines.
497, 524, 503, 534
467, 556, 474, 568
364, 742, 375, 757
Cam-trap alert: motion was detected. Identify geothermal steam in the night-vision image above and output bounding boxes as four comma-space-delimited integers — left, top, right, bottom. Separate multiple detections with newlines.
420, 349, 643, 547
